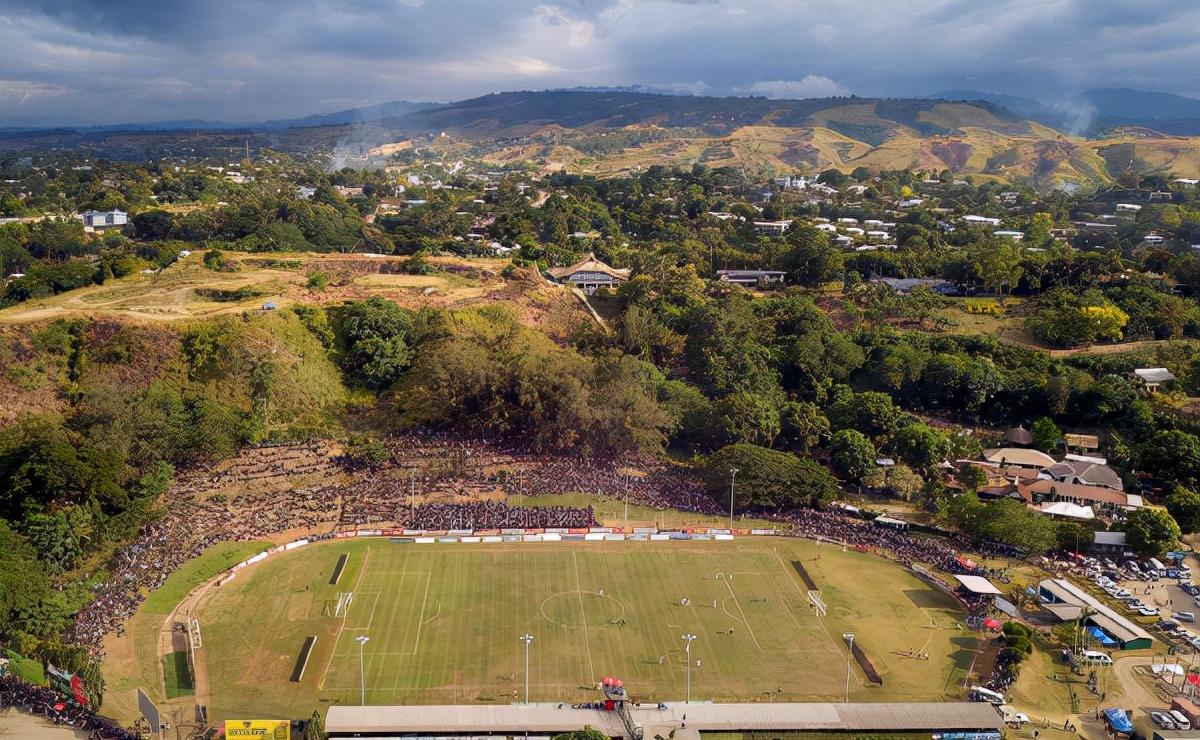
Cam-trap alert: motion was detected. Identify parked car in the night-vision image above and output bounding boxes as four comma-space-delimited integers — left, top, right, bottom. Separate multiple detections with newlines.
1140, 606, 1161, 617
1151, 710, 1177, 730
1176, 611, 1196, 623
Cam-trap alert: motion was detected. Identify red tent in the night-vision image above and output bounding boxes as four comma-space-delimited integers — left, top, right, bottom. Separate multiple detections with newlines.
70, 675, 87, 706
1188, 673, 1200, 686
983, 618, 1002, 630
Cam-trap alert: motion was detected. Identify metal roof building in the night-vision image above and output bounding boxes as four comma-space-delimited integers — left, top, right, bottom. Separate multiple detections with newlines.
1038, 578, 1153, 650
326, 701, 1004, 738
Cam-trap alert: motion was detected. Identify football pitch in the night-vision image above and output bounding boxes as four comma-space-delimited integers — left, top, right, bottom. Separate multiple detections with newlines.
194, 537, 978, 721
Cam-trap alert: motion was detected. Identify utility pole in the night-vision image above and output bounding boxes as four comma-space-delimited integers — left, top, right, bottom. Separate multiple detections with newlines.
682, 633, 697, 703
356, 635, 370, 705
520, 634, 534, 705
729, 467, 740, 531
843, 633, 855, 703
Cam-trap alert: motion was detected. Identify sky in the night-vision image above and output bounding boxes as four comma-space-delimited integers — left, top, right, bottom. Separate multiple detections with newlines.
1, 0, 1198, 127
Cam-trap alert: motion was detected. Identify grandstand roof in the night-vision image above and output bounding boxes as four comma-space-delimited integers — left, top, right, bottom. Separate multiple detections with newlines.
326, 702, 1004, 737
954, 575, 1003, 595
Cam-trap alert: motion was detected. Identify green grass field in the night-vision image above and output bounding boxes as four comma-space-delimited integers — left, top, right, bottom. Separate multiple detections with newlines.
162, 652, 194, 699
192, 537, 977, 721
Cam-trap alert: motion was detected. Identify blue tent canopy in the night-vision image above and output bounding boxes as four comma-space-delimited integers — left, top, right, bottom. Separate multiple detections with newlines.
1103, 708, 1133, 734
1086, 625, 1118, 646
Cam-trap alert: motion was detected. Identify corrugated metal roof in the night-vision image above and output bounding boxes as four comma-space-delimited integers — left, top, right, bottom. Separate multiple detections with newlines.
326, 702, 1004, 736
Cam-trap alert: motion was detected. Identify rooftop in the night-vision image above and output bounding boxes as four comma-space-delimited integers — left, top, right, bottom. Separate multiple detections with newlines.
326, 702, 1003, 737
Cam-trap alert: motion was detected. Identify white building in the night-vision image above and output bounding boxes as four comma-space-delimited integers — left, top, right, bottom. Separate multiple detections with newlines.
78, 210, 128, 228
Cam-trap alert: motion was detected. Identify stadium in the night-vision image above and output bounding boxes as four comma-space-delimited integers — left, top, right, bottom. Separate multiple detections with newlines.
122, 525, 1005, 738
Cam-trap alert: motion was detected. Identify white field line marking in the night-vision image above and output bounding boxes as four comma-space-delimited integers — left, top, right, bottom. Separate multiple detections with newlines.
573, 550, 596, 682
411, 571, 432, 656
722, 575, 763, 652
773, 546, 849, 676
318, 545, 371, 690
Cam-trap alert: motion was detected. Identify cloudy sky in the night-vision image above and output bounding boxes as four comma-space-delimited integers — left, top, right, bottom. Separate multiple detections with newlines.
1, 0, 1197, 126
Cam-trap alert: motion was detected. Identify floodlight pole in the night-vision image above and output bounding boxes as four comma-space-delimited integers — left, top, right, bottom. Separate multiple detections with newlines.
682, 633, 697, 703
521, 633, 534, 704
843, 633, 855, 703
729, 467, 740, 531
356, 635, 370, 705
624, 475, 630, 532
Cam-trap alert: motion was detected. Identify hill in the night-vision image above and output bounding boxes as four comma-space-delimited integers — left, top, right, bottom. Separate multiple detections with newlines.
358, 90, 1200, 185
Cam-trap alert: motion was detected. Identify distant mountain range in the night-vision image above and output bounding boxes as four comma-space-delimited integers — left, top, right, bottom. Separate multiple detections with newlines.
2, 88, 1198, 185
930, 88, 1200, 136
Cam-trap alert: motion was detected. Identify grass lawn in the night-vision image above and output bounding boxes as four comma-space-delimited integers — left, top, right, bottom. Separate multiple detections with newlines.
3, 650, 45, 684
190, 537, 972, 723
162, 652, 194, 699
140, 540, 272, 615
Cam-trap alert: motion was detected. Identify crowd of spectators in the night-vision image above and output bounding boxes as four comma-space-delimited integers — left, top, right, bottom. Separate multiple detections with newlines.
0, 675, 137, 739
759, 506, 986, 576
402, 500, 595, 530
507, 455, 720, 515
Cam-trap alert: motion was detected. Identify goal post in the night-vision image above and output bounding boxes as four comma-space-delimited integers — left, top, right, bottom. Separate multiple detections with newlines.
807, 590, 827, 617
334, 591, 354, 618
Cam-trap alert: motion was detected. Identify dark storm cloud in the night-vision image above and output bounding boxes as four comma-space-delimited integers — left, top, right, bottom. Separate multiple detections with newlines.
0, 0, 1196, 126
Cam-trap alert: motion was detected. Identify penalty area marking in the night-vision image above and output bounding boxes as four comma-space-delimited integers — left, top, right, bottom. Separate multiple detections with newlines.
721, 574, 763, 653
317, 545, 371, 690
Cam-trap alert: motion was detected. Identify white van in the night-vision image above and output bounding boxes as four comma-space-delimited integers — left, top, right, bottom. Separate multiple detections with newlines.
1080, 650, 1113, 666
1177, 611, 1197, 623
970, 685, 1006, 704
1170, 710, 1192, 730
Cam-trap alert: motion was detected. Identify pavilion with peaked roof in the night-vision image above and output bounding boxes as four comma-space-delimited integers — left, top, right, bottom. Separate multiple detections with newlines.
547, 252, 631, 294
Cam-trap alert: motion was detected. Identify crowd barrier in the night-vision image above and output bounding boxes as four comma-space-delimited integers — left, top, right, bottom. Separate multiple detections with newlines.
212, 526, 780, 586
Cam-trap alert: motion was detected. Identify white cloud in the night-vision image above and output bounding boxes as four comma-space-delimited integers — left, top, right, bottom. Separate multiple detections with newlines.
739, 76, 851, 99
514, 57, 564, 76
0, 80, 68, 105
532, 5, 595, 47
811, 24, 837, 43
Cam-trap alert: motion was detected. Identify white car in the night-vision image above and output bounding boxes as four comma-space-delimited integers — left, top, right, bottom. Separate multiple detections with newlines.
1151, 710, 1177, 730
1139, 606, 1160, 617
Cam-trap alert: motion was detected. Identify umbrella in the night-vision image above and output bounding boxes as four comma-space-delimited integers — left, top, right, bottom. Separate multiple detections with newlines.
983, 618, 1002, 630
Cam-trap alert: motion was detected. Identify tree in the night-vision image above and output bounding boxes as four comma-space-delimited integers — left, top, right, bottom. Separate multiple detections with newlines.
885, 464, 925, 502
303, 709, 327, 740
1138, 430, 1200, 486
702, 443, 837, 510
0, 519, 51, 636
956, 463, 988, 492
1123, 507, 1181, 556
1031, 417, 1061, 454
778, 225, 843, 286
203, 248, 227, 271
827, 391, 901, 441
891, 423, 951, 474
830, 429, 877, 481
331, 296, 416, 391
779, 400, 829, 452
1166, 486, 1200, 534
715, 391, 780, 447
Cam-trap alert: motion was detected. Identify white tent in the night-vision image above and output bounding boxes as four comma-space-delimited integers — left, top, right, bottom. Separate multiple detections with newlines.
1039, 501, 1095, 520
1151, 663, 1185, 677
